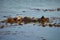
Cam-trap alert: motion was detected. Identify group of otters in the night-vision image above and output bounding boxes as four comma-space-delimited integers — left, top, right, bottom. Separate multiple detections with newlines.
0, 16, 60, 28
4, 16, 49, 26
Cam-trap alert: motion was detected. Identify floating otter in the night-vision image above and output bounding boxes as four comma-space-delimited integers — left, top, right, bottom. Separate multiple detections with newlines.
5, 17, 14, 25
5, 16, 22, 25
23, 16, 32, 24
14, 16, 23, 24
38, 16, 49, 26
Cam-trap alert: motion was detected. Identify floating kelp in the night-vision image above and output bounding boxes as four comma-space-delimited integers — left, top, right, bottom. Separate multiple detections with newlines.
30, 8, 60, 12
57, 8, 60, 11
0, 25, 4, 28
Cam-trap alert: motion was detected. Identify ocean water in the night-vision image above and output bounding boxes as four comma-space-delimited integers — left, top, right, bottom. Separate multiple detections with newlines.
0, 0, 60, 40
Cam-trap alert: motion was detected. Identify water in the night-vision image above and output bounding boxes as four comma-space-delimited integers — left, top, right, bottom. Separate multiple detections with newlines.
0, 0, 60, 40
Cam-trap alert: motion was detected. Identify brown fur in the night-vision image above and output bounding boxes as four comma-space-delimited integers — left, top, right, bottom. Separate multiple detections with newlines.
5, 16, 22, 25
38, 16, 49, 25
23, 16, 32, 24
